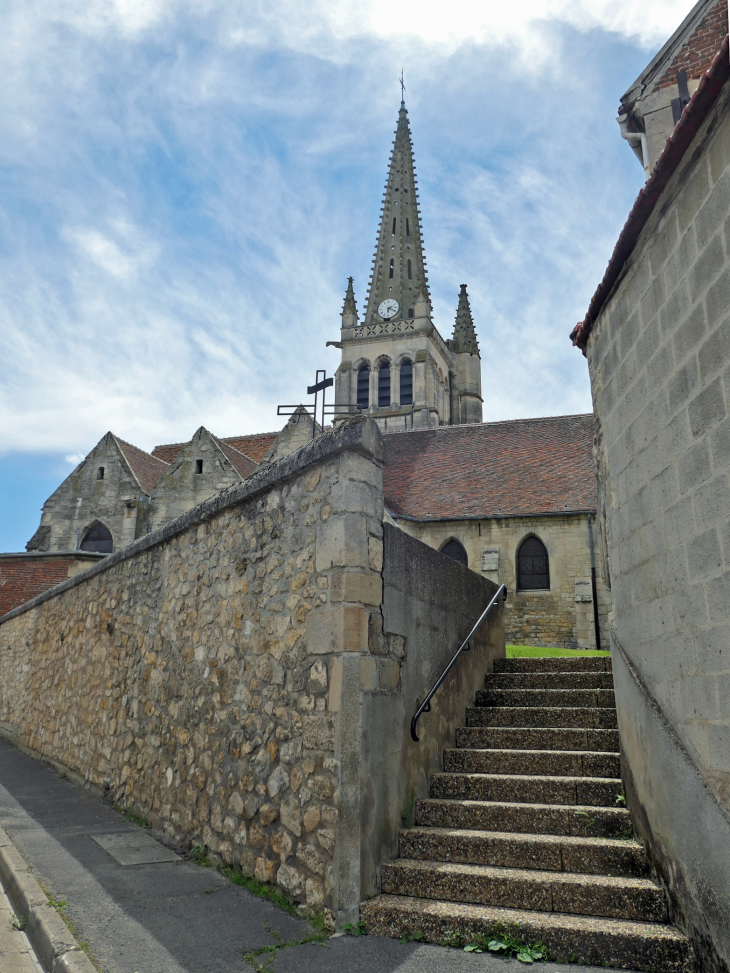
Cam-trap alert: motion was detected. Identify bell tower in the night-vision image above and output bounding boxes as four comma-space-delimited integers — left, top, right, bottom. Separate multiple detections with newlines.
333, 99, 481, 431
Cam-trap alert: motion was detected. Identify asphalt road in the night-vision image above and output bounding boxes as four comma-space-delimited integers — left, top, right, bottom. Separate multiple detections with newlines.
0, 739, 632, 973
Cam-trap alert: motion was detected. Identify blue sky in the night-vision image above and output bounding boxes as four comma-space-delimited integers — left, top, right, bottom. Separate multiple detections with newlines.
0, 0, 697, 551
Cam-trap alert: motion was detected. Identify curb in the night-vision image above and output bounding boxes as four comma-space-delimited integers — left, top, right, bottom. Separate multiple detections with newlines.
0, 827, 96, 973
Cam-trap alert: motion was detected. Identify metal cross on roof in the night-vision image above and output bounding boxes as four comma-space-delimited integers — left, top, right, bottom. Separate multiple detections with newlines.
277, 369, 364, 439
400, 69, 406, 103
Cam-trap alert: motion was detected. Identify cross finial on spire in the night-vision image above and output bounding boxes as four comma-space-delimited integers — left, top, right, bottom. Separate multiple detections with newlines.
400, 69, 406, 105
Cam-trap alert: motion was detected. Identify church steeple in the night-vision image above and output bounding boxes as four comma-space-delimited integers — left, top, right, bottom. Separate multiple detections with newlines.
364, 102, 430, 323
451, 284, 479, 354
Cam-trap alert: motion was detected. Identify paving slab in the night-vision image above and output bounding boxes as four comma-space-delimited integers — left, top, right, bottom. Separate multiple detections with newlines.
0, 739, 643, 973
90, 832, 180, 866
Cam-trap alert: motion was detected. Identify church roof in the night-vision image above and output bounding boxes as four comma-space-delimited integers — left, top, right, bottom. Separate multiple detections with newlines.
152, 431, 277, 466
211, 435, 258, 479
382, 415, 597, 520
115, 436, 169, 494
364, 101, 430, 322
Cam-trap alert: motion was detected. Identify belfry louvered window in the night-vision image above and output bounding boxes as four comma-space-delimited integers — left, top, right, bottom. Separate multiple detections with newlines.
400, 360, 413, 405
406, 218, 410, 236
392, 218, 396, 235
389, 259, 394, 279
378, 364, 391, 407
407, 259, 412, 279
357, 366, 370, 410
517, 536, 550, 590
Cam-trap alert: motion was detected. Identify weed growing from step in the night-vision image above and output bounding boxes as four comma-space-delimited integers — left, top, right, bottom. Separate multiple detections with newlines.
10, 912, 27, 931
464, 924, 548, 963
342, 920, 367, 936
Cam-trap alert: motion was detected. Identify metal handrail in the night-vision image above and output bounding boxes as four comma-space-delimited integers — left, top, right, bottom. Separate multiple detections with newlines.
410, 584, 508, 742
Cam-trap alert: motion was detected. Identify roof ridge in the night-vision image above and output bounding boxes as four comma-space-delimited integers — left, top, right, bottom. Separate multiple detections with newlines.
573, 33, 730, 352
116, 436, 169, 465
383, 414, 594, 437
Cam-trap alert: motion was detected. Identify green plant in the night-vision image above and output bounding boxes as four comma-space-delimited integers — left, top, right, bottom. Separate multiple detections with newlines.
58, 770, 68, 780
10, 913, 27, 931
440, 929, 462, 948
47, 898, 68, 910
341, 920, 367, 937
412, 931, 424, 942
462, 925, 548, 963
191, 844, 210, 866
575, 811, 596, 829
221, 867, 298, 915
616, 794, 627, 807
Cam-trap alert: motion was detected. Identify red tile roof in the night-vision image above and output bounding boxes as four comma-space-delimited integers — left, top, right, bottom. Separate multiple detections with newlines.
212, 436, 257, 479
116, 437, 169, 494
152, 431, 278, 466
0, 554, 99, 617
382, 415, 597, 520
572, 34, 730, 352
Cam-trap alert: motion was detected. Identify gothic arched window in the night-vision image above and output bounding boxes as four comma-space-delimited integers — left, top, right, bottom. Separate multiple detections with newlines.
357, 366, 370, 410
389, 259, 394, 279
80, 523, 113, 554
400, 360, 413, 405
517, 536, 550, 590
441, 539, 468, 567
378, 364, 391, 407
407, 259, 412, 279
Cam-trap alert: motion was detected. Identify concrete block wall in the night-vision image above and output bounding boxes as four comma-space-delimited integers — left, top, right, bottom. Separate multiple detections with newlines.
586, 80, 730, 971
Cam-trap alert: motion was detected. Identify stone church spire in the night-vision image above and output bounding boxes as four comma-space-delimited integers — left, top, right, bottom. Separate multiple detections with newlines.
341, 276, 358, 328
364, 101, 430, 323
451, 284, 479, 354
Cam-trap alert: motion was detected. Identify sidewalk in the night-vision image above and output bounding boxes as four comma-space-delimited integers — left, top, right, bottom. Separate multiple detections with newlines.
0, 739, 635, 973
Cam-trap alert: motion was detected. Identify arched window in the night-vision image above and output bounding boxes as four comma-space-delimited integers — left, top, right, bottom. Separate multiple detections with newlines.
357, 366, 370, 410
441, 539, 468, 567
400, 360, 413, 405
406, 218, 410, 236
392, 218, 396, 235
378, 364, 391, 407
408, 308, 414, 318
80, 523, 113, 554
517, 536, 550, 590
389, 259, 394, 279
407, 259, 412, 279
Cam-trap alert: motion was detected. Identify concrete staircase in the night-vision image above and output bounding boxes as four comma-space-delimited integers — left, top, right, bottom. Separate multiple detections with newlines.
361, 656, 694, 972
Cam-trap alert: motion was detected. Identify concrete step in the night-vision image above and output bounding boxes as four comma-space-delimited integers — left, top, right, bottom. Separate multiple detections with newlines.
399, 827, 647, 877
416, 799, 632, 838
494, 657, 612, 673
476, 688, 616, 708
488, 671, 615, 689
361, 895, 693, 973
431, 773, 624, 807
380, 859, 667, 922
466, 706, 618, 729
455, 726, 620, 752
444, 748, 621, 779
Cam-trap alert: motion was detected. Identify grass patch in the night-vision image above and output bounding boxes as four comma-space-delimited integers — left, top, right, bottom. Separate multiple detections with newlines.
10, 913, 27, 931
507, 644, 609, 658
221, 867, 299, 916
112, 803, 150, 828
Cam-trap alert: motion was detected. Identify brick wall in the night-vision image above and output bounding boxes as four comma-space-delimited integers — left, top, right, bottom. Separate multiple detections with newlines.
0, 554, 103, 617
653, 0, 727, 91
586, 79, 730, 969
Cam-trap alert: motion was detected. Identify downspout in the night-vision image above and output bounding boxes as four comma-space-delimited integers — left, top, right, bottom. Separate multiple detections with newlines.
617, 113, 650, 177
587, 514, 602, 652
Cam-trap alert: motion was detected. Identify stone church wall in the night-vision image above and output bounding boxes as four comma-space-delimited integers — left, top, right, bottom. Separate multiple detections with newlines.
585, 80, 730, 971
0, 416, 504, 926
395, 514, 610, 649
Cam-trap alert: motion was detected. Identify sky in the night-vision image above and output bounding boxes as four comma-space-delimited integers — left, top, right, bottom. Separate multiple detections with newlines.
0, 0, 699, 550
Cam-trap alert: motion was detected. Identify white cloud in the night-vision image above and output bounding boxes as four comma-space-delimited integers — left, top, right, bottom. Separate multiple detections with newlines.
64, 454, 85, 464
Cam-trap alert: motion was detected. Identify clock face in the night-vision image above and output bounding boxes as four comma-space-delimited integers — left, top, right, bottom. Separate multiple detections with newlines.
378, 299, 399, 320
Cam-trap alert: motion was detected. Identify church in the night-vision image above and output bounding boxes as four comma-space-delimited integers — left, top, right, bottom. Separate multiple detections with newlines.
17, 99, 609, 650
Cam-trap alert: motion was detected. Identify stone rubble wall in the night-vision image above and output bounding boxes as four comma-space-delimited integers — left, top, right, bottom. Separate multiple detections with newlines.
0, 418, 386, 924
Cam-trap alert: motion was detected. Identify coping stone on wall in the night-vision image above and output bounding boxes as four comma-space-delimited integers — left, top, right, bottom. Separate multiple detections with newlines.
0, 415, 385, 626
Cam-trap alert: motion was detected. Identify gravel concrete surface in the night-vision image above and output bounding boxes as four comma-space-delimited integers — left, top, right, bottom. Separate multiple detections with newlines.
0, 739, 638, 973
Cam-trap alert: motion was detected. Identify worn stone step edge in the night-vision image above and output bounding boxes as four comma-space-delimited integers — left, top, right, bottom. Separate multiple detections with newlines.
431, 772, 625, 808
466, 706, 618, 729
381, 859, 667, 922
416, 798, 633, 838
488, 672, 615, 689
399, 827, 647, 876
493, 657, 612, 673
0, 827, 97, 973
360, 895, 693, 973
476, 689, 616, 707
455, 726, 620, 753
444, 748, 620, 779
